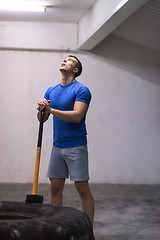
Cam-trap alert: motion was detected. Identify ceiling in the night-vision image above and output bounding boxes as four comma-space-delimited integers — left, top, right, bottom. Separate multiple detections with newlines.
0, 0, 97, 23
0, 0, 159, 52
112, 0, 160, 52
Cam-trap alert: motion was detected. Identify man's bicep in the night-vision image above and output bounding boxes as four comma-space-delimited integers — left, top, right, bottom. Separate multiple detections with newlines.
74, 101, 89, 119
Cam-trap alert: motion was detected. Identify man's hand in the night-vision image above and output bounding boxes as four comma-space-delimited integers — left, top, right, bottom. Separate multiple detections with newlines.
37, 98, 51, 122
37, 98, 50, 111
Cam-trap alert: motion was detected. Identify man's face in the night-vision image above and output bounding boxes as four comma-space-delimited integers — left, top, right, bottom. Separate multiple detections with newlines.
60, 57, 78, 74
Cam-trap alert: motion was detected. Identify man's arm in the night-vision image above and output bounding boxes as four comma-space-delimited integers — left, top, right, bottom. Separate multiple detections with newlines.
37, 98, 50, 122
45, 101, 88, 123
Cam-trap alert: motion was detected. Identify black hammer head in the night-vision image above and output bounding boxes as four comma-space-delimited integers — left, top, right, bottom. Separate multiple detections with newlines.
26, 194, 43, 204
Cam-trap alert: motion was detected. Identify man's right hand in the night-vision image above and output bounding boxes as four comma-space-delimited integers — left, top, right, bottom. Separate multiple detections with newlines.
37, 98, 50, 111
37, 98, 50, 122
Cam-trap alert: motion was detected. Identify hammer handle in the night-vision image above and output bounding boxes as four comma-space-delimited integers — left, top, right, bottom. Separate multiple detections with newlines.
32, 111, 44, 195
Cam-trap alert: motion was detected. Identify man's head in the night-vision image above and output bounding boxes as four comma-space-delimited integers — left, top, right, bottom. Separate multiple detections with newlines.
60, 55, 82, 78
68, 55, 82, 77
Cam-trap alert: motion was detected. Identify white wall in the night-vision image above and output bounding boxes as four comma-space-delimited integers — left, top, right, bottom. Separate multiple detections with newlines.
0, 35, 160, 184
0, 21, 77, 51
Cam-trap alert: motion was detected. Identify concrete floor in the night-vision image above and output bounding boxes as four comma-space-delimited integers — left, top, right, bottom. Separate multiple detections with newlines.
0, 183, 160, 240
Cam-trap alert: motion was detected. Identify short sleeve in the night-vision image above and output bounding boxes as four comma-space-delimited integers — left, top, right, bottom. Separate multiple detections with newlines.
44, 87, 54, 100
75, 86, 92, 106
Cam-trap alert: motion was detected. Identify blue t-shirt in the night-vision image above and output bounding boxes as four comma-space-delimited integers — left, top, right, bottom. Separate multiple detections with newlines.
44, 80, 91, 148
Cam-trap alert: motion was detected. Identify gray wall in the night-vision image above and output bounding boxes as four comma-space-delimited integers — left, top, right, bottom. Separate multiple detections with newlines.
0, 35, 160, 184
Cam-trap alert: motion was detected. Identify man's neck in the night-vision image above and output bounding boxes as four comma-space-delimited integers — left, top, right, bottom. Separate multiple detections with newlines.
61, 75, 76, 86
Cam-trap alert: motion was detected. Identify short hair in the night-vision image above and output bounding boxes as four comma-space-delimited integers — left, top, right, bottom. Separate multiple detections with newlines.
68, 55, 82, 77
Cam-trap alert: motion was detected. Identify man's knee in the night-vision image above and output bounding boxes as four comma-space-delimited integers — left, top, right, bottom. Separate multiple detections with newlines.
74, 181, 90, 199
50, 178, 65, 195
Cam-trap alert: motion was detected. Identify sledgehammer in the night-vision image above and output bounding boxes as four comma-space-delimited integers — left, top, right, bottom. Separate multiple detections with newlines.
26, 111, 44, 203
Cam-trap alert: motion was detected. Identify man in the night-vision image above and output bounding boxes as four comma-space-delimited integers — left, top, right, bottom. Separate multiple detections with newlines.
37, 55, 94, 225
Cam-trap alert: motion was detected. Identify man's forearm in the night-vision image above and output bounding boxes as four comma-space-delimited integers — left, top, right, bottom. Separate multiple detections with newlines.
44, 101, 88, 123
49, 108, 81, 123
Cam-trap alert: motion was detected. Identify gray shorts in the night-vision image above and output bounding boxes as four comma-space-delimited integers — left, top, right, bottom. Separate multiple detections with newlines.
46, 145, 89, 181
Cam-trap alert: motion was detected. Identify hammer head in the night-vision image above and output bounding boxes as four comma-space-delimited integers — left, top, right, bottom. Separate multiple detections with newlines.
26, 194, 43, 204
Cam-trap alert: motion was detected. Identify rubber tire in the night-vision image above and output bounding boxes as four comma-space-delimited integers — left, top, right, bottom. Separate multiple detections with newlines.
0, 201, 95, 240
